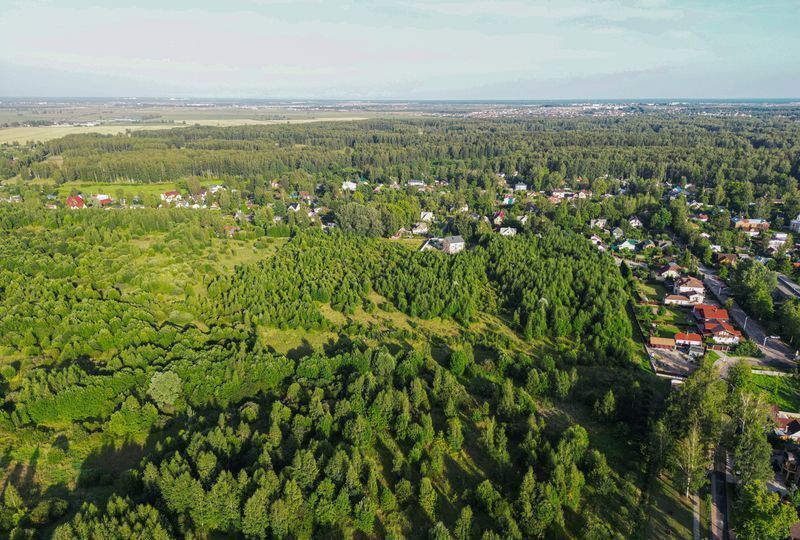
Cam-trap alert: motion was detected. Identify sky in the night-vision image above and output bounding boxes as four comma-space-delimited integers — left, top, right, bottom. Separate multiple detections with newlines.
1, 0, 799, 99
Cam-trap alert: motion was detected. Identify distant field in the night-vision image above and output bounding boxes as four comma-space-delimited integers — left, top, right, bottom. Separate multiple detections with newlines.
52, 180, 209, 198
0, 124, 173, 144
0, 115, 369, 144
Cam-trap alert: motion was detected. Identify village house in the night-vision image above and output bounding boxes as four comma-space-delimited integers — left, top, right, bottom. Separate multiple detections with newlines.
93, 194, 113, 207
611, 227, 624, 240
341, 180, 357, 192
628, 216, 643, 228
701, 320, 741, 346
442, 235, 465, 254
664, 292, 704, 307
649, 336, 675, 350
781, 451, 800, 485
590, 218, 607, 229
514, 182, 527, 192
66, 195, 85, 209
589, 235, 605, 251
774, 408, 800, 442
693, 304, 729, 322
519, 215, 529, 225
161, 190, 182, 204
768, 232, 789, 252
674, 276, 705, 297
655, 262, 684, 280
502, 195, 515, 205
492, 210, 506, 226
406, 179, 425, 188
575, 189, 592, 199
675, 332, 703, 348
733, 218, 769, 236
420, 211, 434, 223
499, 227, 517, 237
617, 239, 638, 251
412, 222, 429, 235
791, 214, 800, 233
639, 239, 656, 251
716, 253, 737, 266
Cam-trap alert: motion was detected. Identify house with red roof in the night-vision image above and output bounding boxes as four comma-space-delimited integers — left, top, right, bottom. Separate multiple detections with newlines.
701, 320, 741, 345
66, 195, 85, 209
693, 304, 729, 322
675, 333, 703, 347
161, 190, 182, 204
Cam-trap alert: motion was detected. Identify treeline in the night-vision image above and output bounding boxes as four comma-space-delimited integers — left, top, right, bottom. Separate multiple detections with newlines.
8, 116, 800, 192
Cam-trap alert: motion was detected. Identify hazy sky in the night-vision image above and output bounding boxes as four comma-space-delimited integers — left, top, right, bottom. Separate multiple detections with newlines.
2, 0, 799, 99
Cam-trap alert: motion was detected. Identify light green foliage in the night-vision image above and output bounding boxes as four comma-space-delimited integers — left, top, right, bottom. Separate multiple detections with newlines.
735, 483, 797, 540
148, 371, 182, 411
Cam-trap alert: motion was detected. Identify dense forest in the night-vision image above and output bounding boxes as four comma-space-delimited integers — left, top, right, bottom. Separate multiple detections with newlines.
1, 113, 800, 538
5, 116, 800, 200
0, 206, 662, 538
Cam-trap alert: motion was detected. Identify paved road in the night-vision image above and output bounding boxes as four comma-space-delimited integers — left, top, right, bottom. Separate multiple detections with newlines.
699, 263, 796, 371
711, 469, 728, 540
775, 273, 800, 300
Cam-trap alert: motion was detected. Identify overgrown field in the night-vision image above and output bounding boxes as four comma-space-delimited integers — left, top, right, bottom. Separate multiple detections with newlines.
0, 207, 668, 539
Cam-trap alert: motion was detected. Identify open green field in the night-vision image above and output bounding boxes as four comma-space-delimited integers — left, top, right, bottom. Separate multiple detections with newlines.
0, 125, 174, 145
52, 180, 216, 199
645, 473, 695, 540
0, 116, 369, 145
752, 373, 800, 411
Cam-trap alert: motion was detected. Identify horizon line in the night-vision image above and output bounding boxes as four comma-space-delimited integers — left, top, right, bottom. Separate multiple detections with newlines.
2, 96, 800, 103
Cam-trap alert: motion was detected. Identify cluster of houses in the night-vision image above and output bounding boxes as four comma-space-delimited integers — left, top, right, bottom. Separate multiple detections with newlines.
62, 185, 228, 211
646, 259, 743, 354
648, 301, 742, 354
66, 193, 113, 209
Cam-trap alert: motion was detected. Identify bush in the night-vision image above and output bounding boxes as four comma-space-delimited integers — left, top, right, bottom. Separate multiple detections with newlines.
734, 340, 764, 358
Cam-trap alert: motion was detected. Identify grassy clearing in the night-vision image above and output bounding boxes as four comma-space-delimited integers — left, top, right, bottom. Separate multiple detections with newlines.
644, 473, 694, 540
0, 125, 178, 145
637, 280, 669, 301
0, 116, 369, 144
752, 373, 800, 411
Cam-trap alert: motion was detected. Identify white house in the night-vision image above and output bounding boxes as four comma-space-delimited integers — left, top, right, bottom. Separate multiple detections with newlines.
412, 222, 429, 235
420, 211, 434, 223
769, 232, 789, 252
442, 235, 465, 254
791, 214, 800, 233
407, 179, 425, 188
628, 216, 643, 228
161, 190, 182, 203
664, 292, 704, 306
499, 227, 517, 236
674, 276, 705, 296
514, 182, 527, 192
590, 218, 607, 229
590, 235, 606, 252
341, 180, 358, 192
